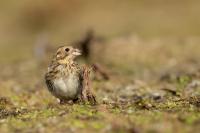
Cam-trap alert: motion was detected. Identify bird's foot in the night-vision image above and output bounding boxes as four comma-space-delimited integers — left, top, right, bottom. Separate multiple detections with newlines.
59, 99, 73, 105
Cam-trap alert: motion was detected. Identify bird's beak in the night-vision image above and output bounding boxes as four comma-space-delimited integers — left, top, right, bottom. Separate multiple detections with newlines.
72, 49, 82, 56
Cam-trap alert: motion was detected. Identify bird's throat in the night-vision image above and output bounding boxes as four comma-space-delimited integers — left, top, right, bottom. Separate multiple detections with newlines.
57, 58, 74, 65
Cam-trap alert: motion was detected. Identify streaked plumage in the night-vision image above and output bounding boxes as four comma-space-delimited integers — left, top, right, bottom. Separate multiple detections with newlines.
45, 46, 83, 102
45, 46, 96, 104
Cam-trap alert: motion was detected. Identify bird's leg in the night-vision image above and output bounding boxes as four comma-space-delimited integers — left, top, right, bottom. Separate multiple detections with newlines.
59, 99, 67, 104
81, 66, 96, 105
59, 99, 73, 105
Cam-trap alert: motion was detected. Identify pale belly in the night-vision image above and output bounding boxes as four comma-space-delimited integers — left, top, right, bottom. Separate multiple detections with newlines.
52, 75, 81, 100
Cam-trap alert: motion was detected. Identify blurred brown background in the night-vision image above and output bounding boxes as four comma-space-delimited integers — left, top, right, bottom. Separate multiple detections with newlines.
0, 0, 200, 63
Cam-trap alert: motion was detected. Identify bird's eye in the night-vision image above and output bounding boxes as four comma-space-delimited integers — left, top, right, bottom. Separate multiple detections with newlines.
65, 48, 70, 52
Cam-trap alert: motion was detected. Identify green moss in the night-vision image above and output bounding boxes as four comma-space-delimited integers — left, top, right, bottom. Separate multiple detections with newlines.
176, 75, 192, 90
90, 121, 105, 130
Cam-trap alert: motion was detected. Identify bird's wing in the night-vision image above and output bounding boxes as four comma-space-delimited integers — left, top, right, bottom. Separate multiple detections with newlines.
45, 73, 55, 93
45, 79, 55, 92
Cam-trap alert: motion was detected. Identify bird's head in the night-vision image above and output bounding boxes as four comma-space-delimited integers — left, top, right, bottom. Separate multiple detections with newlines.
55, 46, 81, 64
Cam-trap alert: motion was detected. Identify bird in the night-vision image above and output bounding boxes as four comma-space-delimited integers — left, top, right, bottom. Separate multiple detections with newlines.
45, 46, 96, 104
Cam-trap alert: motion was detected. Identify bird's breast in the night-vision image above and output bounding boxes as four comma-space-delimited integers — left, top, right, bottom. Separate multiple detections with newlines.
53, 74, 81, 99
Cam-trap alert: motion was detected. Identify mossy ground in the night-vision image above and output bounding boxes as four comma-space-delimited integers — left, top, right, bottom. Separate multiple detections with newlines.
1, 37, 200, 133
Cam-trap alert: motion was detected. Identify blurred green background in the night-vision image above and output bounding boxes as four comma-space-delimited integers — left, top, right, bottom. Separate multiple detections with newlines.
0, 0, 200, 63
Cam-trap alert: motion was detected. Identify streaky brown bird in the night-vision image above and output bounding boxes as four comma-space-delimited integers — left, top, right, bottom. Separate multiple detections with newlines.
45, 46, 96, 104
